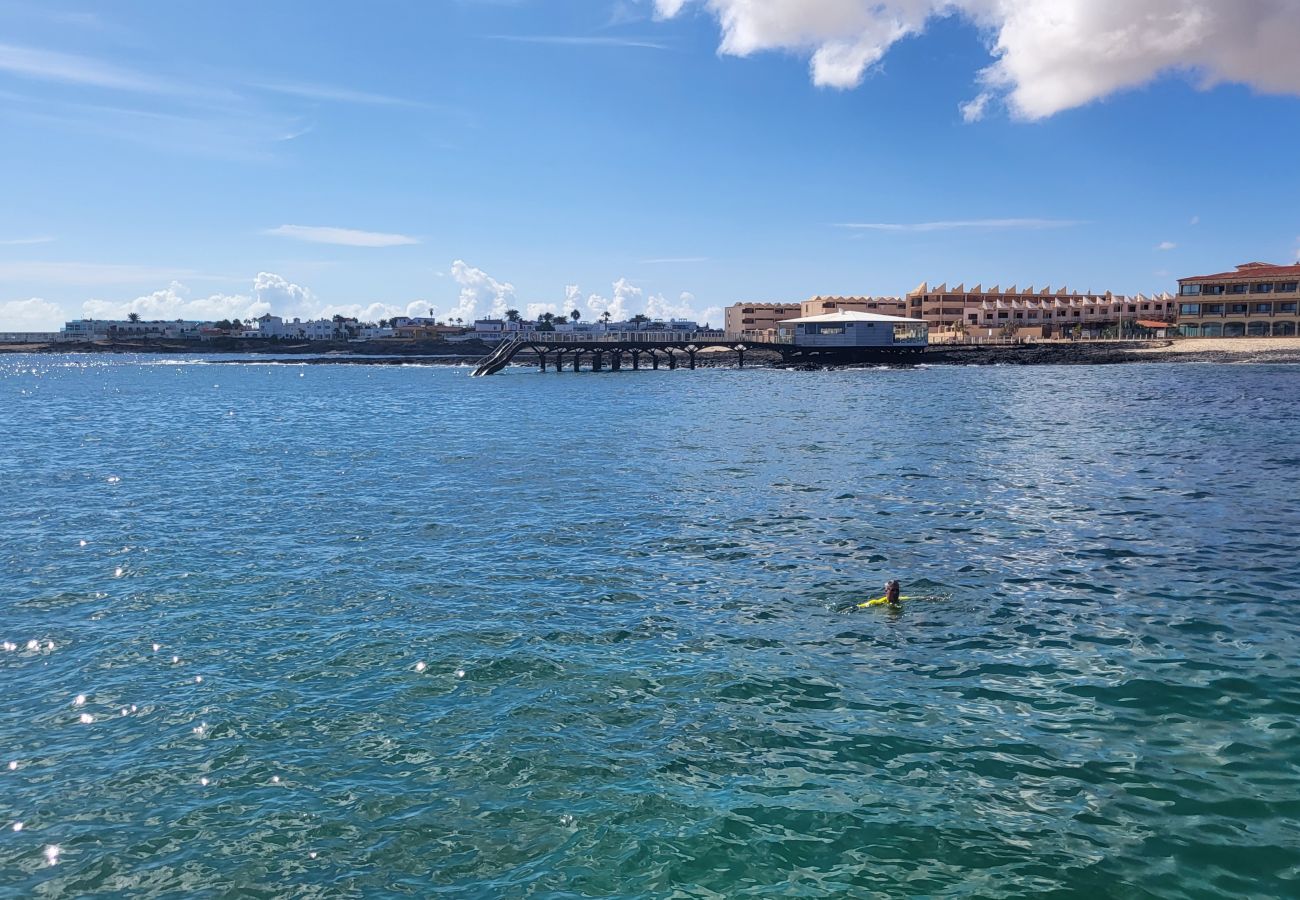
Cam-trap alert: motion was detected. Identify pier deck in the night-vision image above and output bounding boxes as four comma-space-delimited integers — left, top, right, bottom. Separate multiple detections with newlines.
470, 330, 928, 375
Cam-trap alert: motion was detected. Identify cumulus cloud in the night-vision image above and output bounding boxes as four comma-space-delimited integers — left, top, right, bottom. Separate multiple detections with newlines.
0, 297, 65, 331
79, 272, 319, 322
443, 260, 515, 322
647, 290, 723, 327
582, 277, 644, 322
1157, 241, 1178, 251
656, 0, 1300, 119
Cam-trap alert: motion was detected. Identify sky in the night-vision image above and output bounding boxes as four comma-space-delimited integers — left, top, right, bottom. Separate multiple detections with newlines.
2, 0, 1299, 330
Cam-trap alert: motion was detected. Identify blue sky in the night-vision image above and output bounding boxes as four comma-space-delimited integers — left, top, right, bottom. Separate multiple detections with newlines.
2, 0, 1299, 329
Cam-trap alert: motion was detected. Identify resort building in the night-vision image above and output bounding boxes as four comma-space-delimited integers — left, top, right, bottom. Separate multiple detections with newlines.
724, 303, 803, 335
799, 296, 908, 319
62, 319, 206, 339
905, 283, 1177, 337
1176, 261, 1300, 337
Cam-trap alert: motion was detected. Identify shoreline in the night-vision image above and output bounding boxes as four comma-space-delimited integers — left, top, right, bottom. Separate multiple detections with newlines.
4, 337, 1300, 367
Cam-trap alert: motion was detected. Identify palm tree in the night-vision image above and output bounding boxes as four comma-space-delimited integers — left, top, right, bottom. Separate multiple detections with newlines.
601, 311, 612, 325
570, 309, 581, 323
630, 314, 650, 329
505, 309, 521, 323
127, 312, 141, 323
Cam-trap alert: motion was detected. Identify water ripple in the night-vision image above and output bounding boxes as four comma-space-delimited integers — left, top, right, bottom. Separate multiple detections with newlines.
1, 355, 1299, 897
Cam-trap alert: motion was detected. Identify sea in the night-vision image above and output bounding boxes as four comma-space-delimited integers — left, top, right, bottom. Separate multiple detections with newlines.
1, 354, 1298, 898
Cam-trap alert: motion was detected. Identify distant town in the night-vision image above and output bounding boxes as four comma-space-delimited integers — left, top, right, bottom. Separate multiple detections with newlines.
3, 260, 1298, 346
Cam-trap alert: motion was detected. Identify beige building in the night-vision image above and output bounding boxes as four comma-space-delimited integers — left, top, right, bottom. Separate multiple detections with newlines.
1176, 261, 1300, 336
724, 297, 909, 336
724, 302, 803, 334
905, 282, 1177, 337
800, 296, 908, 318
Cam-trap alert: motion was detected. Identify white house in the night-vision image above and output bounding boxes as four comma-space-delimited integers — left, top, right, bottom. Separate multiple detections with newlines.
246, 315, 339, 340
776, 310, 929, 349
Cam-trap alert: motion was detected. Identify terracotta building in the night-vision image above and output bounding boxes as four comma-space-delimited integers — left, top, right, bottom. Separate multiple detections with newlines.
905, 282, 1177, 337
1176, 262, 1300, 337
799, 296, 908, 319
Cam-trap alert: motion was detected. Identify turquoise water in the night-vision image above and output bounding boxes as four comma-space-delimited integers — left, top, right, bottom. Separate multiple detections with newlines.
2, 355, 1299, 898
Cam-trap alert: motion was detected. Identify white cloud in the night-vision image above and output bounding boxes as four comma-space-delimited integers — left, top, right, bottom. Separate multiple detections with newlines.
443, 260, 515, 322
1157, 241, 1177, 251
78, 272, 318, 322
0, 297, 65, 331
583, 277, 643, 322
82, 281, 269, 322
657, 1, 1300, 118
252, 272, 314, 310
0, 236, 55, 246
0, 42, 176, 93
960, 91, 992, 123
248, 81, 421, 107
265, 225, 420, 248
837, 218, 1081, 232
647, 290, 723, 327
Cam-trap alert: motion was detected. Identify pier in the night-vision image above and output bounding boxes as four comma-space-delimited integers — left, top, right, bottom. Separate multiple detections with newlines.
470, 331, 787, 376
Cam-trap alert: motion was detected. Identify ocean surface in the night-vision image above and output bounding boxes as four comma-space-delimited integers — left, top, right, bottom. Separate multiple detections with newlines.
2, 354, 1299, 899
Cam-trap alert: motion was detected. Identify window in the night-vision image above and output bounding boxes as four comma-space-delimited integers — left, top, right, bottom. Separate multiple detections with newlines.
1141, 304, 1150, 310
1202, 304, 1224, 314
1128, 306, 1137, 313
1027, 312, 1038, 319
1203, 285, 1226, 295
1279, 302, 1297, 313
1229, 304, 1247, 314
741, 308, 755, 314
997, 312, 1009, 319
1254, 303, 1272, 313
814, 325, 845, 335
1179, 284, 1202, 296
1252, 283, 1273, 293
1179, 304, 1200, 315
1277, 283, 1299, 293
1227, 284, 1249, 294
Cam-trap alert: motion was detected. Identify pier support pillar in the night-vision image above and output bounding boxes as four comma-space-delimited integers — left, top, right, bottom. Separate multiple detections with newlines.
611, 353, 622, 371
737, 348, 745, 369
651, 352, 660, 370
593, 352, 603, 371
552, 350, 565, 372
668, 352, 678, 370
538, 350, 547, 373
572, 353, 581, 372
687, 351, 697, 370
631, 351, 640, 371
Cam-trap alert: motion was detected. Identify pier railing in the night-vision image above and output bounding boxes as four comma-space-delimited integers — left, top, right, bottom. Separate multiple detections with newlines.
508, 330, 792, 345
